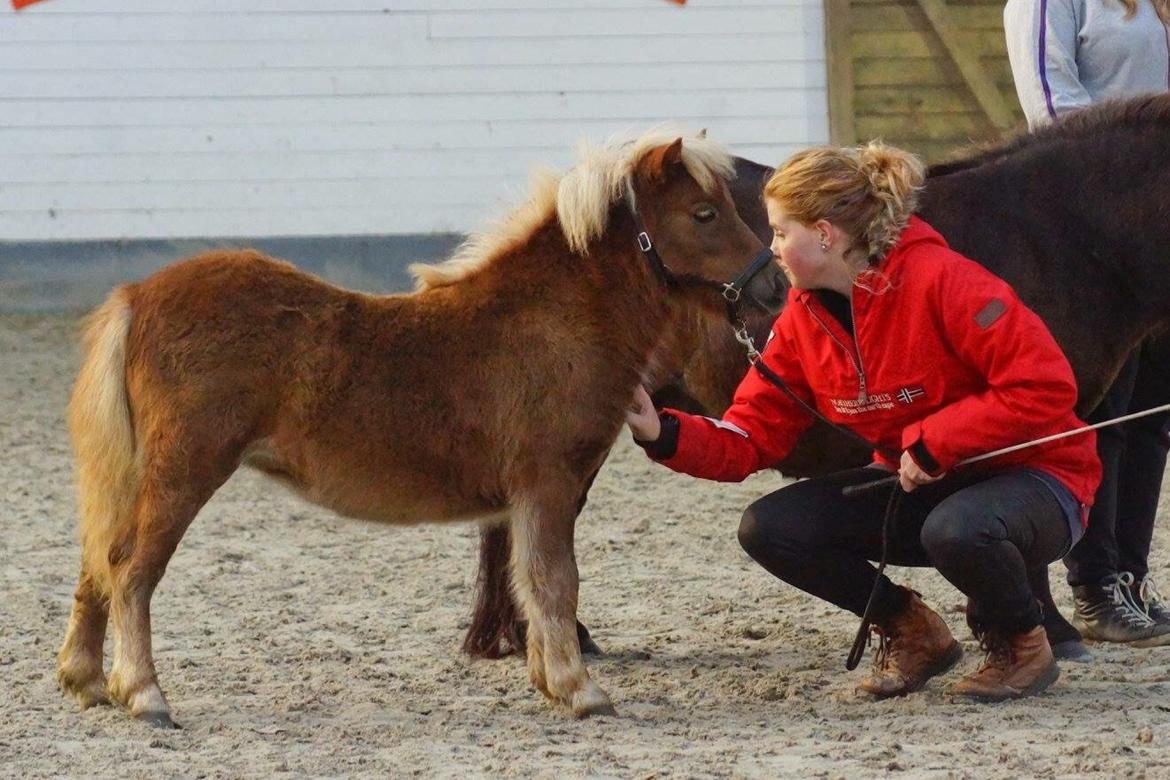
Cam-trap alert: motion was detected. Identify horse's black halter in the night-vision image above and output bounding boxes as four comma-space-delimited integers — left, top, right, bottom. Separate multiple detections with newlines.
627, 197, 677, 289
625, 186, 778, 312
720, 248, 783, 332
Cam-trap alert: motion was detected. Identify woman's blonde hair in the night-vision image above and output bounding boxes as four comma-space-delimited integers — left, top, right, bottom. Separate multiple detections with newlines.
763, 141, 925, 270
1117, 0, 1170, 24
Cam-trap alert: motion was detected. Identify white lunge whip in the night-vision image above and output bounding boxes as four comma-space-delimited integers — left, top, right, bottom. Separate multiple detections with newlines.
842, 401, 1170, 498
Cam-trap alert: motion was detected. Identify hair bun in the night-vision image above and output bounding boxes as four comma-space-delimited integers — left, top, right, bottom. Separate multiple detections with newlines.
857, 142, 924, 203
855, 142, 924, 261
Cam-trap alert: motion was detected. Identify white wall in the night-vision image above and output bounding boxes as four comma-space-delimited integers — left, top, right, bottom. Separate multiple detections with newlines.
0, 0, 828, 241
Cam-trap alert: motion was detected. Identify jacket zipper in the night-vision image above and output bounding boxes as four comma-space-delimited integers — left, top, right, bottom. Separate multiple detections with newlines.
849, 295, 869, 403
802, 297, 869, 403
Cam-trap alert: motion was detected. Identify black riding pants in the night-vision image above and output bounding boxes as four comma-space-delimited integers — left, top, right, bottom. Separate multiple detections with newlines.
738, 467, 1072, 635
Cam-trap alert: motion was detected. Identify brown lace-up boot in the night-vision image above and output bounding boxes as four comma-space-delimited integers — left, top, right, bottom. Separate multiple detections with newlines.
857, 592, 963, 698
948, 625, 1059, 702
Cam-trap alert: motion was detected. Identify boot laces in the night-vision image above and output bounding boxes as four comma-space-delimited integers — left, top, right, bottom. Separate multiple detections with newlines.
1138, 575, 1165, 616
1107, 572, 1155, 627
976, 632, 1014, 673
870, 625, 893, 671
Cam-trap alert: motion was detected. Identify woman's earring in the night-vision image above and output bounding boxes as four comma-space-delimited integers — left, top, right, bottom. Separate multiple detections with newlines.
820, 239, 828, 251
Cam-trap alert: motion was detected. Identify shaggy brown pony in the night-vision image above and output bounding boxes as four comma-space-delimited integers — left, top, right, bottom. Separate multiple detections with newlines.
57, 131, 772, 727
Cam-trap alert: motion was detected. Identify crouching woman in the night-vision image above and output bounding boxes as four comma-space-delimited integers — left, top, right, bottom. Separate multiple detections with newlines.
627, 143, 1101, 700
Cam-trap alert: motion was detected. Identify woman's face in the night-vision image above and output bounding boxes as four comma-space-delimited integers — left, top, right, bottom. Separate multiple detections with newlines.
765, 199, 842, 291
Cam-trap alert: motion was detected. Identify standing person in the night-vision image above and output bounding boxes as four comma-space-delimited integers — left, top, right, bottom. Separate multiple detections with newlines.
1004, 0, 1170, 644
626, 143, 1102, 701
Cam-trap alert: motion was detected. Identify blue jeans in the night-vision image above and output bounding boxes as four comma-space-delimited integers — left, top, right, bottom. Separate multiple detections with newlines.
738, 466, 1073, 634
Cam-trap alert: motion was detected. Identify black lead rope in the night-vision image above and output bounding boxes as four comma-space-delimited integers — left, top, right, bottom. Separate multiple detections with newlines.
750, 355, 905, 671
720, 291, 905, 671
846, 484, 903, 670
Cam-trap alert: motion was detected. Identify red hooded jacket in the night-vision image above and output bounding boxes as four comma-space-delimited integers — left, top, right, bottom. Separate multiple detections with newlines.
653, 217, 1102, 511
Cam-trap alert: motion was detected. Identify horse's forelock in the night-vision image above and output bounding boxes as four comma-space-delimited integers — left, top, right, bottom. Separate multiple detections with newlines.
557, 128, 735, 254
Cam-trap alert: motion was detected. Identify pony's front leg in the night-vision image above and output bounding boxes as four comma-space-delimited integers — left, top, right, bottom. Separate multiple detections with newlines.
509, 496, 615, 718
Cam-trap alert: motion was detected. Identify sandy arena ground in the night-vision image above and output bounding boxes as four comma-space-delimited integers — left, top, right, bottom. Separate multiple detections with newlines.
3, 313, 1169, 779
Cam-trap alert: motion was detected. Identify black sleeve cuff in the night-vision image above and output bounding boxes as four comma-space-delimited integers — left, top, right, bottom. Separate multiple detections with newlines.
636, 412, 680, 460
908, 438, 943, 476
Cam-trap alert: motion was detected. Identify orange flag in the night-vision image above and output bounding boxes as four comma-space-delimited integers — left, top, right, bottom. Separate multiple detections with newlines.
13, 0, 51, 8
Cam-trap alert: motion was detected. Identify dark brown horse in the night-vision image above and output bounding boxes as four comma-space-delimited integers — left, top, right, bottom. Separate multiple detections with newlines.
466, 96, 1170, 660
57, 130, 778, 726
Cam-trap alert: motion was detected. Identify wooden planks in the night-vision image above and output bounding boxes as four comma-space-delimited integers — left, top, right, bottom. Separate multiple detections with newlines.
912, 0, 1015, 129
826, 0, 856, 144
833, 0, 1024, 162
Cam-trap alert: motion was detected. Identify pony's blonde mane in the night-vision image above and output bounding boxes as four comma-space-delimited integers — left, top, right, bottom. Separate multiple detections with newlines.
410, 128, 735, 291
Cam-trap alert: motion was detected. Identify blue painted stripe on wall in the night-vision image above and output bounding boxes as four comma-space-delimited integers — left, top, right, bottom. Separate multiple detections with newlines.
0, 233, 464, 313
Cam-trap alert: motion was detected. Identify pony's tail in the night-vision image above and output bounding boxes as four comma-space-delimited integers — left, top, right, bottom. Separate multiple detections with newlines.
67, 288, 139, 596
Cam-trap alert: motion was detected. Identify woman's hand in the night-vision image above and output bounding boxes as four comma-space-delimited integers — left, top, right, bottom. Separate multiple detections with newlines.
626, 384, 661, 442
898, 450, 943, 492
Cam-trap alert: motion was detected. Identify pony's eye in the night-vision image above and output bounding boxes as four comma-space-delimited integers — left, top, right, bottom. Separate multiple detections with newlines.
693, 205, 717, 223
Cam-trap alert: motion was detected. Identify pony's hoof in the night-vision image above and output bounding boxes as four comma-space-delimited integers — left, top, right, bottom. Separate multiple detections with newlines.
1051, 639, 1093, 663
577, 622, 603, 656
69, 685, 111, 710
571, 684, 617, 718
58, 673, 110, 710
76, 688, 112, 710
135, 711, 181, 730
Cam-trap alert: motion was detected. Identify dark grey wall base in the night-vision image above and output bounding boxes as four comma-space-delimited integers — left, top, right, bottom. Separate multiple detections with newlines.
0, 233, 465, 313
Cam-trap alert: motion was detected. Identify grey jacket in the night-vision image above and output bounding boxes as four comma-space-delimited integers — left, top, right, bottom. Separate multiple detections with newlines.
1004, 0, 1170, 128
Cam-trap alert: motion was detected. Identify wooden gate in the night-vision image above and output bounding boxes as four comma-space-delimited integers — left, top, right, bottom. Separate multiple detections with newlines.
826, 0, 1025, 161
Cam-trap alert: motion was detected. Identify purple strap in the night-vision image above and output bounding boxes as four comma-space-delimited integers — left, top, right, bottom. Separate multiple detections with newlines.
1164, 21, 1169, 91
1039, 0, 1058, 118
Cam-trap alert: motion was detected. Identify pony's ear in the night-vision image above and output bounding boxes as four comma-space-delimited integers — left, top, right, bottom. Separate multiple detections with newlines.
697, 128, 708, 139
637, 138, 685, 182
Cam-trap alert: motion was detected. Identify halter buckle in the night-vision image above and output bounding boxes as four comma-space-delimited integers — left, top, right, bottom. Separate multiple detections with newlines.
636, 231, 653, 252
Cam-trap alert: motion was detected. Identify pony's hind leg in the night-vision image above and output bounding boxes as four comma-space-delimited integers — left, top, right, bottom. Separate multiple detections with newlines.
509, 491, 614, 718
57, 567, 110, 709
464, 522, 525, 659
105, 457, 229, 729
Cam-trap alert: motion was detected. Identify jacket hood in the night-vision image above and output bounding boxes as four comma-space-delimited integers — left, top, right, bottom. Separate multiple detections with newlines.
881, 215, 950, 268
